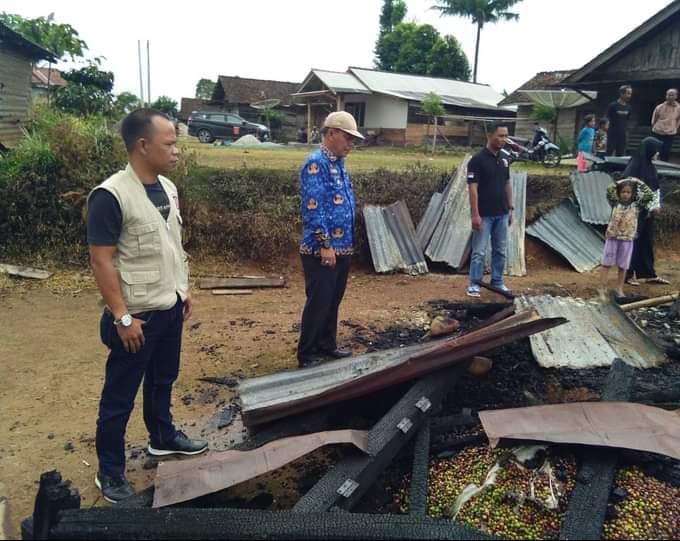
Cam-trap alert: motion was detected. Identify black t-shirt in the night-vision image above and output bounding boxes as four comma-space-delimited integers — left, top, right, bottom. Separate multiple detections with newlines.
87, 181, 171, 246
466, 147, 510, 217
606, 100, 632, 138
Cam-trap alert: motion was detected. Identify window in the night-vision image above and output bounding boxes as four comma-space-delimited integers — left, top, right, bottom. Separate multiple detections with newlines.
227, 115, 243, 124
208, 114, 225, 121
345, 103, 366, 127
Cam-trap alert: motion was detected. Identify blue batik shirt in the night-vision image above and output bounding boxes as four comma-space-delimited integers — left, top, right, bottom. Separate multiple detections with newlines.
299, 145, 356, 256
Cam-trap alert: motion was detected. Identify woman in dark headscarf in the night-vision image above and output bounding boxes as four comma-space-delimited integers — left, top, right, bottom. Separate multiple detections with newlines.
624, 137, 669, 285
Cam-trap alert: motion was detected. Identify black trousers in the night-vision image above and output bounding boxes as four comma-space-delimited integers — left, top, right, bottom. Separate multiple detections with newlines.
298, 254, 351, 361
629, 214, 657, 279
96, 298, 183, 477
607, 133, 627, 156
656, 134, 674, 162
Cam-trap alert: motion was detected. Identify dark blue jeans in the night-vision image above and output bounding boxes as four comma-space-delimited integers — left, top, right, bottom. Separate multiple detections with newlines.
96, 298, 183, 477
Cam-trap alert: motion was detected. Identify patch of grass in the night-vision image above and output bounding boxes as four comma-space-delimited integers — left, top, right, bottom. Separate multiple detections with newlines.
182, 137, 571, 177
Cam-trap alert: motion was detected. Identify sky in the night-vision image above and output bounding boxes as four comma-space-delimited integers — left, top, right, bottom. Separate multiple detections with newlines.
6, 0, 674, 103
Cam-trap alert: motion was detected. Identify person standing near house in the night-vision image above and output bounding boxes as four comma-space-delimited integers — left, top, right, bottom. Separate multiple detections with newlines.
651, 88, 680, 162
466, 123, 513, 298
576, 114, 597, 171
297, 112, 364, 367
594, 118, 609, 159
87, 109, 208, 503
606, 85, 633, 156
624, 137, 669, 286
577, 115, 597, 154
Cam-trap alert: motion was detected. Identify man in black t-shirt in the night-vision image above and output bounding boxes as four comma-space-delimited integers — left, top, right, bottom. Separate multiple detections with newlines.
606, 85, 633, 156
466, 123, 513, 298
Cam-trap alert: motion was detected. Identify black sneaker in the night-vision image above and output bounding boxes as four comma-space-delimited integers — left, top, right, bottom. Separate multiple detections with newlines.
95, 472, 135, 504
147, 431, 209, 457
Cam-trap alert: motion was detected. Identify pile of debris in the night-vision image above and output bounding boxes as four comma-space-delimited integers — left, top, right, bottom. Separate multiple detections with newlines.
20, 294, 680, 540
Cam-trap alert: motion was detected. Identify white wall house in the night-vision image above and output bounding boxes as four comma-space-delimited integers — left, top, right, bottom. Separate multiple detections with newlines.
292, 67, 515, 146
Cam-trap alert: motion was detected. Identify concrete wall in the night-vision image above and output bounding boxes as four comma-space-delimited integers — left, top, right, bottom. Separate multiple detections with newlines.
364, 94, 408, 129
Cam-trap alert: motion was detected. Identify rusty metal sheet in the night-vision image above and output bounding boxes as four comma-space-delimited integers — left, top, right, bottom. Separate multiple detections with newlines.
480, 402, 680, 460
424, 155, 473, 269
152, 429, 369, 508
240, 309, 567, 426
415, 192, 444, 252
364, 200, 428, 275
516, 295, 666, 369
199, 277, 286, 289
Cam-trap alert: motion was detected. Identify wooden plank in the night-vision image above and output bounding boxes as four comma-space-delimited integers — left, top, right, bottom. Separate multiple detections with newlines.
211, 289, 253, 296
0, 263, 51, 280
199, 277, 285, 290
0, 497, 11, 541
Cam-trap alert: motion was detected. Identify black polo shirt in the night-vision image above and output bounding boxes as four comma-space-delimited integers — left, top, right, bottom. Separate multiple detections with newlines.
466, 147, 510, 217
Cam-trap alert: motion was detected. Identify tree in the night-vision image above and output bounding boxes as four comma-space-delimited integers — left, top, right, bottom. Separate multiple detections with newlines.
422, 92, 445, 154
375, 22, 470, 80
151, 96, 179, 118
0, 12, 87, 60
114, 92, 142, 116
431, 0, 522, 83
53, 62, 115, 116
378, 0, 407, 35
195, 78, 216, 100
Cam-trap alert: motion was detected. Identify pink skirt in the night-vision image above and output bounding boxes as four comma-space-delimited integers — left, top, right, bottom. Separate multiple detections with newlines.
602, 239, 633, 270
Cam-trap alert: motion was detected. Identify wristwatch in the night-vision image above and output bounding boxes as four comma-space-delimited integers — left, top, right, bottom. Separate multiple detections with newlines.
113, 313, 133, 328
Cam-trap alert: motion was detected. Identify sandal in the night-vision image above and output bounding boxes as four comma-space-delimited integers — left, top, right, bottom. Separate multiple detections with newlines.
646, 276, 670, 285
626, 278, 640, 286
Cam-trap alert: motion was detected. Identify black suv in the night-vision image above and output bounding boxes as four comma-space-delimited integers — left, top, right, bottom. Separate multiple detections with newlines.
187, 111, 270, 143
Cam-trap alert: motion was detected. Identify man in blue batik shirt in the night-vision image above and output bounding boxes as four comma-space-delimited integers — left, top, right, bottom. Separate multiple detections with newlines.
297, 111, 364, 367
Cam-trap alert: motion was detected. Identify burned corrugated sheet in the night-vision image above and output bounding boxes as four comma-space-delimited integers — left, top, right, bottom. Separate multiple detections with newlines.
424, 155, 473, 269
364, 201, 428, 275
239, 309, 566, 426
515, 295, 666, 369
571, 171, 614, 225
526, 200, 604, 273
485, 171, 527, 276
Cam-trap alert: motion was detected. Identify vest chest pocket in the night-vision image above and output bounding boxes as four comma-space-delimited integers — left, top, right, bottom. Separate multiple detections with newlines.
128, 222, 161, 254
120, 269, 161, 298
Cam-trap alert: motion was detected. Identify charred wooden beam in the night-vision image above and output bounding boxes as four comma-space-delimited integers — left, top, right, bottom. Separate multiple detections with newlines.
47, 507, 495, 540
293, 366, 467, 513
559, 359, 635, 541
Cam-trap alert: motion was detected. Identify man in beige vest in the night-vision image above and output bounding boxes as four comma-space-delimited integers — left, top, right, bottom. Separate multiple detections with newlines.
87, 109, 207, 503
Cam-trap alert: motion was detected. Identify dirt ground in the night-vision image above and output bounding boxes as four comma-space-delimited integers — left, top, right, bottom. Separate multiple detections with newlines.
1, 247, 680, 539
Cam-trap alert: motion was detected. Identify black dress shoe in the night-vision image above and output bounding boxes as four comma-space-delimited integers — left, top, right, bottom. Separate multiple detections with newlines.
321, 348, 352, 359
298, 355, 323, 368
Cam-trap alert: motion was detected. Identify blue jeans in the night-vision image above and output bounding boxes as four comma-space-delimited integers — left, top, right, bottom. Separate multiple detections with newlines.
469, 214, 509, 287
96, 298, 183, 477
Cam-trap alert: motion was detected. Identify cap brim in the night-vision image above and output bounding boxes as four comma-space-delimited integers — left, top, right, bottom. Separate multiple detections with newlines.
340, 128, 364, 140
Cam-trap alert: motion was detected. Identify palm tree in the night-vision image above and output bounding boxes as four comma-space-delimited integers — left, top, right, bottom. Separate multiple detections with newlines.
432, 0, 522, 83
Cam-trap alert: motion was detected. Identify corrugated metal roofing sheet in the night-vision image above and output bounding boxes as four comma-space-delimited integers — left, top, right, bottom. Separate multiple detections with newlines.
424, 155, 473, 269
571, 171, 614, 225
350, 68, 506, 110
515, 295, 666, 369
364, 201, 428, 275
526, 200, 604, 273
485, 172, 527, 276
311, 69, 371, 94
415, 192, 443, 252
239, 308, 567, 426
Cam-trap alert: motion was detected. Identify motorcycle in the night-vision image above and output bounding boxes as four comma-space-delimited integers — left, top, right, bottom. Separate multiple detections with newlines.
505, 127, 561, 168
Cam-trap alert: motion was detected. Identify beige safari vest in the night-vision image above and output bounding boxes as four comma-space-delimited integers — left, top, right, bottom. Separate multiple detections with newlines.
89, 164, 189, 314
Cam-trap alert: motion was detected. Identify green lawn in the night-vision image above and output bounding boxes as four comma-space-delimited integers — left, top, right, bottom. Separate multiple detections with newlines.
181, 137, 571, 176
